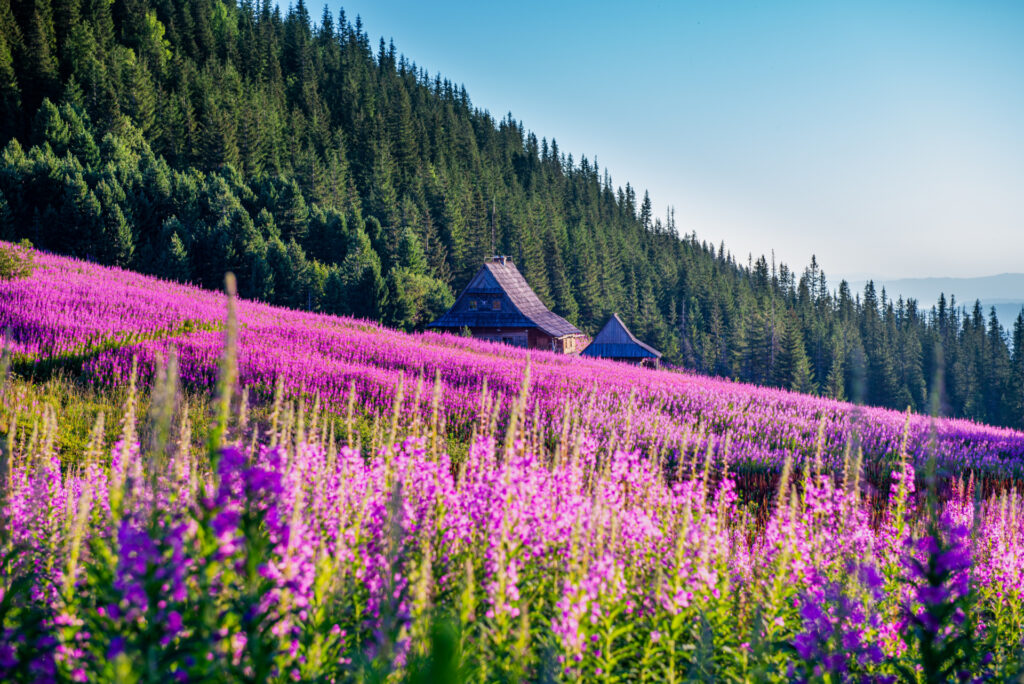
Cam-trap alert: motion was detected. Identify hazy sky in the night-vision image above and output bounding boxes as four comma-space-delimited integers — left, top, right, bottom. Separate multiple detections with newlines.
320, 0, 1024, 280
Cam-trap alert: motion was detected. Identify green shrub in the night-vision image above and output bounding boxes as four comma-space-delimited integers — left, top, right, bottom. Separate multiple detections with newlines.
0, 239, 34, 280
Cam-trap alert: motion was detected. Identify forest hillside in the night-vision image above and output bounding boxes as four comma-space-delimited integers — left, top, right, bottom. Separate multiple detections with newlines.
0, 0, 1022, 427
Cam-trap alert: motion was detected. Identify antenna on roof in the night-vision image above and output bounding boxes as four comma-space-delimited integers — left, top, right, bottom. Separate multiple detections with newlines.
490, 197, 496, 256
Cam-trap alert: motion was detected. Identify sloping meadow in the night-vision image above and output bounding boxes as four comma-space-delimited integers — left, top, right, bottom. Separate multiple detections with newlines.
1, 247, 1024, 681
5, 250, 1023, 482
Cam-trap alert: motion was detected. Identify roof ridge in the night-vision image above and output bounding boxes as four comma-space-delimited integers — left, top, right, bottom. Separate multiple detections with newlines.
429, 260, 584, 338
584, 313, 662, 358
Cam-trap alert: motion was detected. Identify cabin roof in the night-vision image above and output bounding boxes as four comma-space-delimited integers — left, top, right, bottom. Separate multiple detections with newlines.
428, 258, 584, 338
581, 313, 662, 359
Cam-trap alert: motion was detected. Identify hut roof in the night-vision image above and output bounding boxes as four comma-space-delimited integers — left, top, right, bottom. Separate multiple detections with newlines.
428, 258, 583, 338
581, 313, 662, 359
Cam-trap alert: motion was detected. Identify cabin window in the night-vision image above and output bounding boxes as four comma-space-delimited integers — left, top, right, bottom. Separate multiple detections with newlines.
491, 299, 501, 311
468, 299, 477, 310
501, 334, 527, 347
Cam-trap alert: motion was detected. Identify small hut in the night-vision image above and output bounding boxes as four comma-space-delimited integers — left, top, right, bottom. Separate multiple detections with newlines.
428, 257, 590, 354
581, 314, 662, 367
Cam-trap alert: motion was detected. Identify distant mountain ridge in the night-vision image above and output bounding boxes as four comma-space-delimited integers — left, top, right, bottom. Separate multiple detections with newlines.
850, 274, 1024, 327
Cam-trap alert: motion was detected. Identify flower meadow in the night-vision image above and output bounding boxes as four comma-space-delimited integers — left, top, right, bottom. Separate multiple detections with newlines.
1, 248, 1024, 682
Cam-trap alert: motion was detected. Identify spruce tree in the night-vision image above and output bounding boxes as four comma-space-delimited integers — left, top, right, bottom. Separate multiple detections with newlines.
1010, 311, 1024, 429
986, 306, 1011, 424
276, 178, 309, 243
825, 339, 846, 401
22, 1, 60, 114
163, 226, 189, 282
777, 313, 816, 393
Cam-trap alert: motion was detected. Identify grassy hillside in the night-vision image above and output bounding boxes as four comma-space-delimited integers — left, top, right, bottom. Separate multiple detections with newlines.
2, 243, 1024, 680
4, 245, 1023, 485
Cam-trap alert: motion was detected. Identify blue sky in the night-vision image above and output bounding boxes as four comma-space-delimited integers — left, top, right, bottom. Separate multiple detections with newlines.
315, 0, 1024, 280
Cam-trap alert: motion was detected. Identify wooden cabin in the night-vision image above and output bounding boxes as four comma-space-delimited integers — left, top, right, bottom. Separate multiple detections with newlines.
581, 313, 662, 368
428, 257, 590, 353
